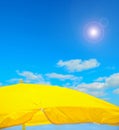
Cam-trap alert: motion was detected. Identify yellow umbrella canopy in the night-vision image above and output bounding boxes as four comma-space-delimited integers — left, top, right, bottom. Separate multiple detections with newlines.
0, 83, 119, 129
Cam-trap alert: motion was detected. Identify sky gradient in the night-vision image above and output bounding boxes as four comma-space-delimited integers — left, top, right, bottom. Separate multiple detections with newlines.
0, 0, 119, 130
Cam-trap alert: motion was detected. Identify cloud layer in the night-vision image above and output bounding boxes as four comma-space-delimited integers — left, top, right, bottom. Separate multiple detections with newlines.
5, 59, 119, 98
57, 59, 100, 72
75, 73, 119, 97
11, 71, 48, 84
46, 72, 82, 81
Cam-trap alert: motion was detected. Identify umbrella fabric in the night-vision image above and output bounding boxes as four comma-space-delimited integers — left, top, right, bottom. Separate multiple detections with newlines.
0, 83, 119, 129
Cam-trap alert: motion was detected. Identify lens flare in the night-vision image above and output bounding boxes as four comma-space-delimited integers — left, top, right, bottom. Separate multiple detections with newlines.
83, 21, 104, 43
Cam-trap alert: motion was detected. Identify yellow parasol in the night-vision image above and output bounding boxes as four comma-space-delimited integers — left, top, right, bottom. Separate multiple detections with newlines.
0, 83, 119, 130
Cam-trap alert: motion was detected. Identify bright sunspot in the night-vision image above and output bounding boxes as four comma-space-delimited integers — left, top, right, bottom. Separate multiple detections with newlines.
84, 21, 105, 43
88, 27, 100, 37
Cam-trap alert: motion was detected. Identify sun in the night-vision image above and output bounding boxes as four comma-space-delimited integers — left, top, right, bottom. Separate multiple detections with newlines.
88, 27, 100, 37
83, 21, 104, 43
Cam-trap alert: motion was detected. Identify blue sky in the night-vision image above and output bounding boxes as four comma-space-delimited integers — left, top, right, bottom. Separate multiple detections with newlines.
0, 0, 119, 130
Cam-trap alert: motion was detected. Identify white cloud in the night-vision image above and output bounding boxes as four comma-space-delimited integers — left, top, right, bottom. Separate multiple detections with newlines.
16, 71, 48, 84
74, 72, 119, 97
75, 84, 106, 97
77, 82, 105, 90
17, 71, 43, 80
87, 90, 106, 97
95, 77, 107, 82
102, 97, 110, 101
75, 87, 88, 93
113, 88, 119, 94
46, 72, 82, 81
95, 73, 119, 88
57, 59, 100, 72
105, 73, 119, 87
68, 81, 106, 97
